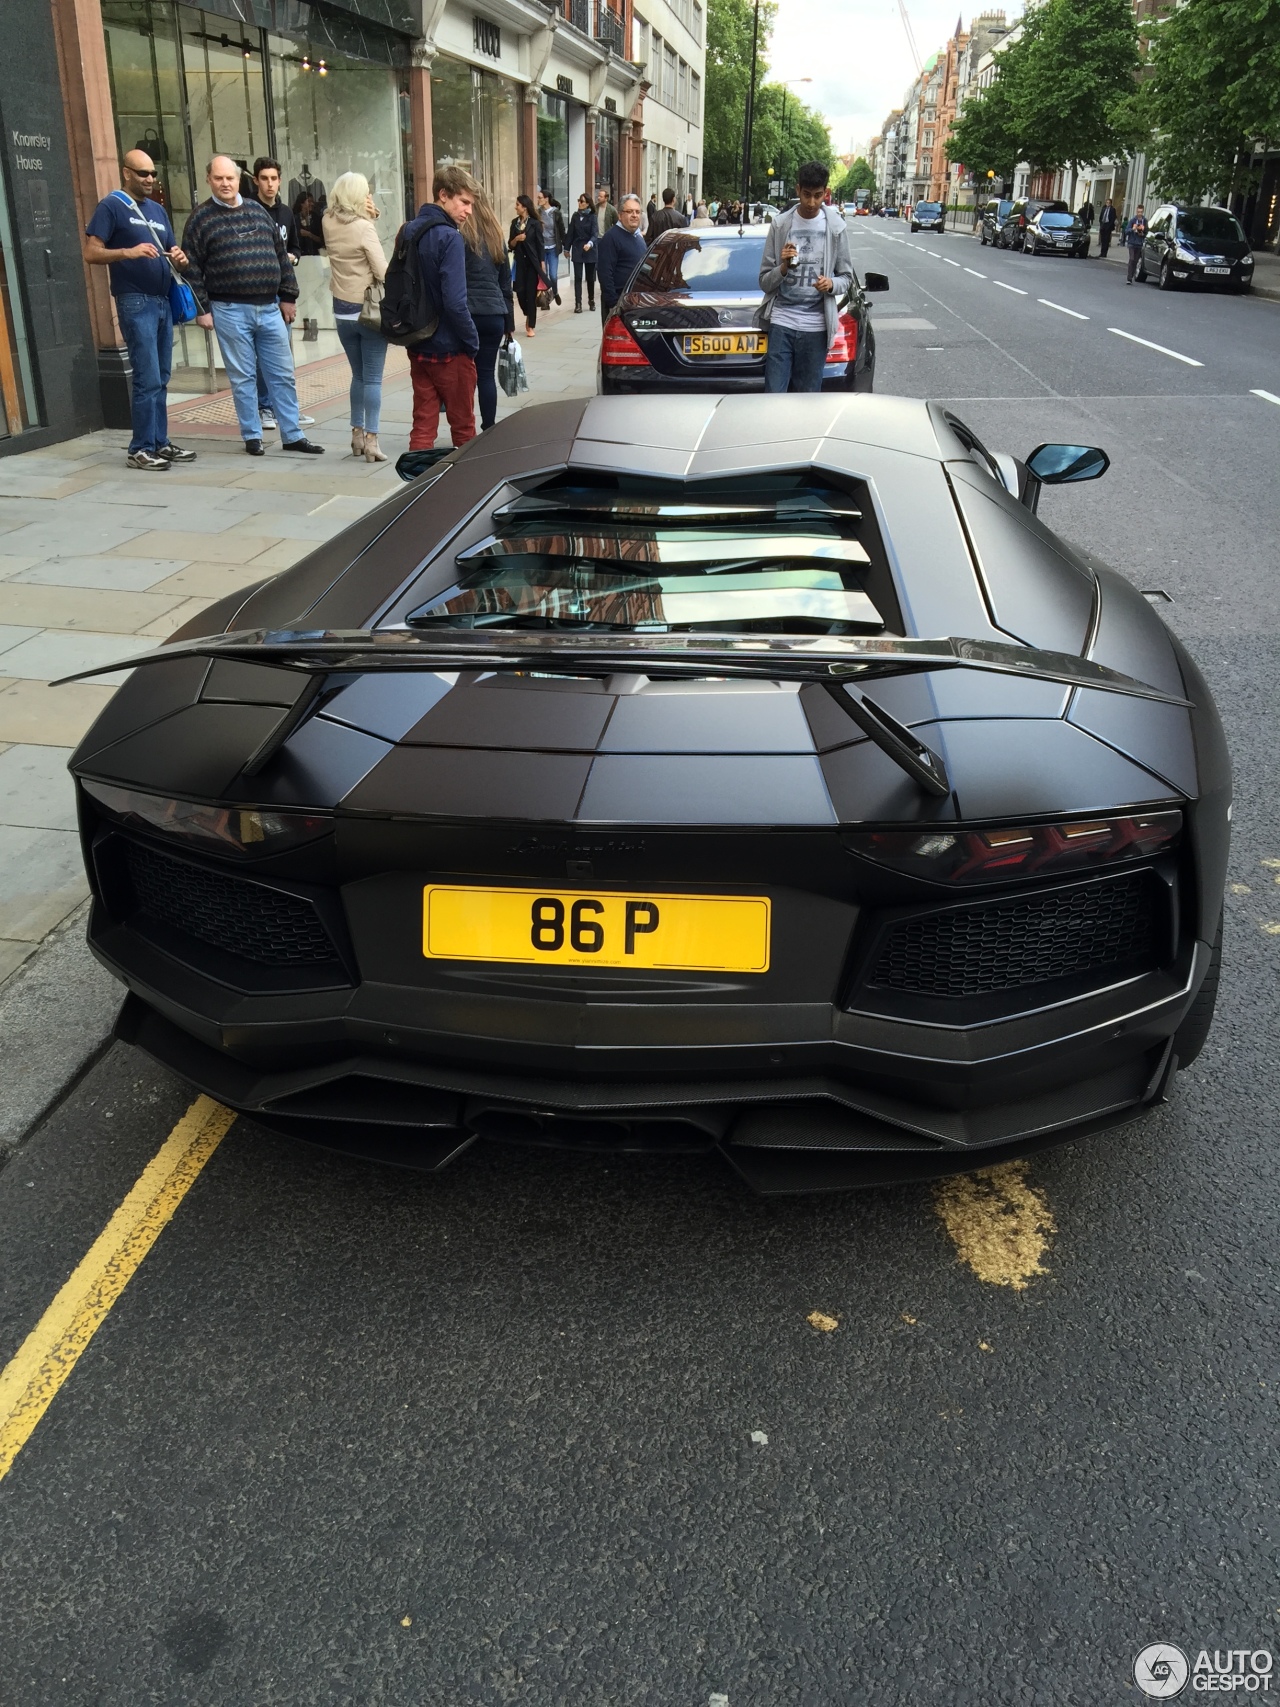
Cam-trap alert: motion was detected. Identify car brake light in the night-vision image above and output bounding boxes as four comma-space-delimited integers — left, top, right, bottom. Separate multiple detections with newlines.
601, 316, 649, 366
826, 311, 859, 365
846, 810, 1182, 884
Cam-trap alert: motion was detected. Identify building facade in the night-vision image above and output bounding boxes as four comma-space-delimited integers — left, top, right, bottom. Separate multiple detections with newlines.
631, 0, 704, 207
0, 0, 101, 454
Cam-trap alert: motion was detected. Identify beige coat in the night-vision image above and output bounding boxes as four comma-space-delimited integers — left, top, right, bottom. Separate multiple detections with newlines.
321, 212, 387, 302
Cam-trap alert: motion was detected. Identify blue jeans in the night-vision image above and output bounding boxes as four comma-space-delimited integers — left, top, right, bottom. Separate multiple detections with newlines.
336, 317, 388, 433
764, 323, 828, 393
116, 292, 172, 453
545, 248, 560, 291
211, 300, 301, 441
472, 313, 506, 431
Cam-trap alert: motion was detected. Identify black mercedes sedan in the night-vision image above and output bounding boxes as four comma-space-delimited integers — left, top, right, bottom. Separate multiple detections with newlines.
62, 396, 1229, 1194
1138, 204, 1255, 293
598, 227, 883, 396
1021, 210, 1089, 258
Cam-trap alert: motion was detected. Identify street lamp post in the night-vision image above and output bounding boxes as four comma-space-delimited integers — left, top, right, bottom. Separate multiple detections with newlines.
739, 0, 761, 214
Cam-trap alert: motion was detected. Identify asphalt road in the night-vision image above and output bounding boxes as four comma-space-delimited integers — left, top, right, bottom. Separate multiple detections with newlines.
1, 219, 1279, 1706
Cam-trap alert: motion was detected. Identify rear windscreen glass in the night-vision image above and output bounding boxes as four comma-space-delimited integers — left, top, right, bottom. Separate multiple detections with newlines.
633, 235, 768, 293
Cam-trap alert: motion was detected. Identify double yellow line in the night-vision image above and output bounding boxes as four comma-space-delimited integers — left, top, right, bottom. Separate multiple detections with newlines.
0, 1096, 235, 1483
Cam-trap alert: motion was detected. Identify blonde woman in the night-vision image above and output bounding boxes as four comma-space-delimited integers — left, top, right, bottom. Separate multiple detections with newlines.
322, 172, 389, 461
460, 182, 515, 431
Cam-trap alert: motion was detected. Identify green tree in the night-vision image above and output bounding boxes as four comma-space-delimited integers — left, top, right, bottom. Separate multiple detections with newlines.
835, 157, 876, 202
946, 0, 1139, 179
704, 0, 777, 196
751, 83, 833, 195
1142, 0, 1280, 203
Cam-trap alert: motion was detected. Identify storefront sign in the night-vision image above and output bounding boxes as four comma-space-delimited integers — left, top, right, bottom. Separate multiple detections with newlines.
473, 18, 501, 58
604, 97, 617, 112
556, 74, 574, 95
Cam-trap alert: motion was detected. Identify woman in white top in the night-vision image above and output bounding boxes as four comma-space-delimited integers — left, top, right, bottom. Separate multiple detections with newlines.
322, 172, 389, 462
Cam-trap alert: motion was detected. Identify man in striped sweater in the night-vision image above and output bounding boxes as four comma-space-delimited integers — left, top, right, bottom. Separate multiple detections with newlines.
181, 156, 323, 456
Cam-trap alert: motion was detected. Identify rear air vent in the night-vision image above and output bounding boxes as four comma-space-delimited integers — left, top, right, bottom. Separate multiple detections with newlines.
405, 470, 902, 638
853, 870, 1169, 1014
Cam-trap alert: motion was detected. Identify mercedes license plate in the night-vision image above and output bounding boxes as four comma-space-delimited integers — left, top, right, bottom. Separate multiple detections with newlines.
682, 332, 767, 357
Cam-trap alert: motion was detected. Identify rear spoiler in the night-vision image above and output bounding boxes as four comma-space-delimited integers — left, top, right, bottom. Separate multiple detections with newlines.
55, 629, 1190, 800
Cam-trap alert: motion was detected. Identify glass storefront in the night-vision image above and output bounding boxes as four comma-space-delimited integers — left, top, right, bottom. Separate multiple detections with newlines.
537, 91, 570, 208
594, 113, 621, 199
100, 0, 411, 388
431, 55, 521, 221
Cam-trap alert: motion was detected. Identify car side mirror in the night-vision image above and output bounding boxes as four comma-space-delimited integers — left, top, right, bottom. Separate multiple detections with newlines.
864, 272, 889, 292
396, 448, 453, 483
1025, 442, 1110, 484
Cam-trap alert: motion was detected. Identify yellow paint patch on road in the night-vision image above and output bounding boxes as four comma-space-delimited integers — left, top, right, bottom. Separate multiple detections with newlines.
807, 1311, 839, 1333
933, 1160, 1056, 1291
1261, 921, 1280, 936
0, 1095, 234, 1483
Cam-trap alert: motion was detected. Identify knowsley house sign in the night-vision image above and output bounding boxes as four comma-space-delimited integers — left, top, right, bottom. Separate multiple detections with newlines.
12, 130, 52, 171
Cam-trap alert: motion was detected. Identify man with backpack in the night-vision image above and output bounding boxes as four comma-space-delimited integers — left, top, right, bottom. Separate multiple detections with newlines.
383, 166, 480, 451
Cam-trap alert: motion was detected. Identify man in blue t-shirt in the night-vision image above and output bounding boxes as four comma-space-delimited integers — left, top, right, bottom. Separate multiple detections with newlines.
84, 149, 196, 470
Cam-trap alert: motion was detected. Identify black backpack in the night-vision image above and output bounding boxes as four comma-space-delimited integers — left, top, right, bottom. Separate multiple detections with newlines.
380, 217, 440, 346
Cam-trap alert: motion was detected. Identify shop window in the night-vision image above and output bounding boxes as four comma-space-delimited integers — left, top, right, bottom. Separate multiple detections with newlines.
538, 92, 570, 207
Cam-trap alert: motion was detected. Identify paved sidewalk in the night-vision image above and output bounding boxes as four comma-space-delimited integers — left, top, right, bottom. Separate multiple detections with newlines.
0, 307, 601, 986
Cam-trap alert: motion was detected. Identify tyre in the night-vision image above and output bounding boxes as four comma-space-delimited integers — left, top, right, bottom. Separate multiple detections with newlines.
980, 227, 987, 245
1136, 262, 1147, 283
1023, 237, 1034, 255
910, 223, 918, 232
1174, 923, 1222, 1068
1230, 279, 1251, 295
1158, 257, 1177, 291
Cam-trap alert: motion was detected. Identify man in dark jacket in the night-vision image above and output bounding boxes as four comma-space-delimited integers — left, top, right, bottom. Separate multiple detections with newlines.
1098, 198, 1117, 259
596, 194, 648, 322
407, 166, 481, 451
1123, 203, 1148, 284
646, 187, 687, 243
183, 154, 322, 456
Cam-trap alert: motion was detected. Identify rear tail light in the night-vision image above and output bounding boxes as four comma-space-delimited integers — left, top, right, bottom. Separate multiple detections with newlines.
846, 811, 1182, 885
82, 781, 332, 858
826, 311, 859, 365
601, 316, 649, 366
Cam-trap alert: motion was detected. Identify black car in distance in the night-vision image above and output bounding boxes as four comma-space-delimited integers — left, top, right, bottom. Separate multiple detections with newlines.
1138, 204, 1255, 293
996, 197, 1069, 249
1022, 210, 1089, 258
911, 200, 945, 234
977, 197, 1013, 245
598, 226, 885, 395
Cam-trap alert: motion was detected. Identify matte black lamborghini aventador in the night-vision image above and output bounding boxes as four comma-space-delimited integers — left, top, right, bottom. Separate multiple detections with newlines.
63, 395, 1229, 1192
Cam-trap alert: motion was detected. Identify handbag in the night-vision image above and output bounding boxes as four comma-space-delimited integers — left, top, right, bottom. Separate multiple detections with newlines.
359, 280, 384, 332
497, 338, 528, 398
536, 286, 552, 310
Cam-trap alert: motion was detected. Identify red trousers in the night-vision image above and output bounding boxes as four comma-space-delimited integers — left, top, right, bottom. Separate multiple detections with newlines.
409, 353, 477, 451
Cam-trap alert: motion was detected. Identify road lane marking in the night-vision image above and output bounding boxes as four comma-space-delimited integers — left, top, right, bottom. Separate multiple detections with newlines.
1252, 389, 1280, 406
993, 280, 1027, 295
933, 1160, 1056, 1290
943, 258, 961, 267
0, 1095, 235, 1483
926, 250, 941, 257
964, 267, 987, 277
1107, 327, 1203, 366
872, 318, 938, 330
1038, 298, 1089, 319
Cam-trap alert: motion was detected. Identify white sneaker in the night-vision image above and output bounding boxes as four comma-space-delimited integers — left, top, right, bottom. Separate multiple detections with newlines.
298, 413, 315, 425
260, 409, 278, 431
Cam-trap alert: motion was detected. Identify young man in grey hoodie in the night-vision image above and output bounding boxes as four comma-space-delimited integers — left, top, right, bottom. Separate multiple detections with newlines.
757, 161, 853, 393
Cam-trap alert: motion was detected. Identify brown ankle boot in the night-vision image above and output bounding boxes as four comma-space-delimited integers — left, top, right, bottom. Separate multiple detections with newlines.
363, 432, 388, 463
351, 427, 366, 458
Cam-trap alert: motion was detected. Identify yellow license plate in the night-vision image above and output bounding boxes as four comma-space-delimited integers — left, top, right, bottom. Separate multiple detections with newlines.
682, 332, 767, 357
422, 885, 771, 973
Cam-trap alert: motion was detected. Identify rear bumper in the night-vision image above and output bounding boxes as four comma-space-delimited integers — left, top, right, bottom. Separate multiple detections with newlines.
99, 908, 1211, 1191
598, 363, 858, 395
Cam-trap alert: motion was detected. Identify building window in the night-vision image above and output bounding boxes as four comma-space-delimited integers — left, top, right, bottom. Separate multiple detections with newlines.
692, 1, 703, 42
536, 90, 570, 205
678, 58, 688, 117
664, 43, 677, 107
634, 14, 648, 63
690, 69, 701, 123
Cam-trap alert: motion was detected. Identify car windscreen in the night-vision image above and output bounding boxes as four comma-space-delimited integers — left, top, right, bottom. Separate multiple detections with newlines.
405, 473, 886, 636
1040, 213, 1076, 229
1177, 209, 1245, 244
915, 203, 942, 215
632, 234, 767, 293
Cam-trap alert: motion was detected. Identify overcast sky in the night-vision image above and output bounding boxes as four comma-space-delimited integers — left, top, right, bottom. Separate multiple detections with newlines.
766, 0, 1024, 159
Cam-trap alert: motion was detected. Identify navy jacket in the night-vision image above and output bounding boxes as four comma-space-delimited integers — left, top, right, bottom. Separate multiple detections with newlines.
412, 203, 479, 358
568, 206, 598, 263
596, 223, 647, 306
